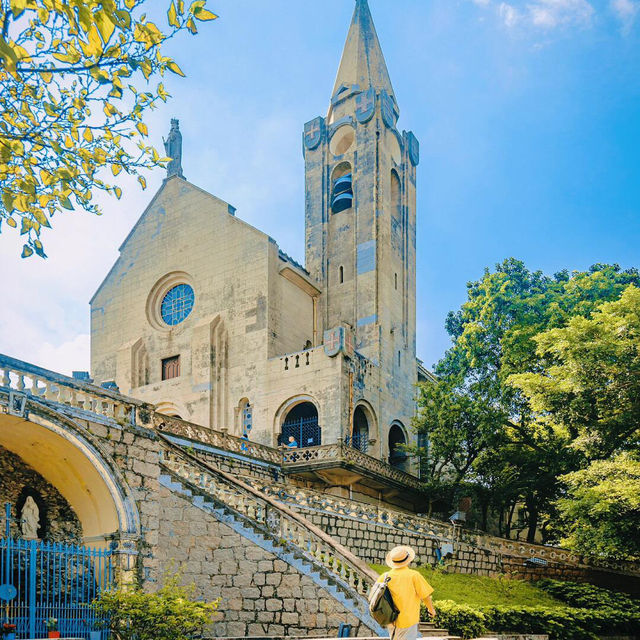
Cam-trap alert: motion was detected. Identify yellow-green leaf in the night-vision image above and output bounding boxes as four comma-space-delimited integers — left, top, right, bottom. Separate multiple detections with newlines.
114, 186, 122, 199
10, 0, 28, 19
167, 1, 179, 28
33, 209, 51, 228
21, 244, 34, 258
111, 163, 122, 176
138, 175, 147, 189
136, 122, 148, 136
194, 8, 217, 21
59, 196, 74, 210
167, 60, 185, 77
6, 217, 17, 228
83, 127, 94, 143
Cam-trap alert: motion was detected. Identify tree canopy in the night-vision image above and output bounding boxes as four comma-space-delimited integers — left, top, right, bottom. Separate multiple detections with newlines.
0, 0, 217, 258
414, 259, 640, 544
555, 454, 640, 560
509, 285, 640, 460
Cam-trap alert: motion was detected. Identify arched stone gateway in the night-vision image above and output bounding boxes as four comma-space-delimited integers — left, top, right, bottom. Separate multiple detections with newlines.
0, 396, 140, 548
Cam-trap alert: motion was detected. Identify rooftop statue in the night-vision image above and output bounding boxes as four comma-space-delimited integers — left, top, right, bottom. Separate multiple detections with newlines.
163, 118, 185, 179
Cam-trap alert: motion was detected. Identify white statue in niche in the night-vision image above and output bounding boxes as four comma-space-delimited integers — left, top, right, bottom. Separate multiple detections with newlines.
21, 497, 40, 540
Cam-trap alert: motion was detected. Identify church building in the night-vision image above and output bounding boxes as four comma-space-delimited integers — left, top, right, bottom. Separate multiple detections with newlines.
90, 0, 426, 473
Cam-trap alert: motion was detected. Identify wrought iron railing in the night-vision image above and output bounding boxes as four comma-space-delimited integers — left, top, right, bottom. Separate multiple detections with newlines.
279, 417, 321, 449
0, 537, 114, 639
158, 436, 378, 599
344, 434, 368, 454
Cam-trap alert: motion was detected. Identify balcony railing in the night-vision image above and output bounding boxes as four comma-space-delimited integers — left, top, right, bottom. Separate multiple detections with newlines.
282, 442, 423, 492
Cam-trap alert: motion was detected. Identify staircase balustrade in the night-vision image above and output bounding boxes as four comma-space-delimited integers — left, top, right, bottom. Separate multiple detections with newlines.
158, 437, 379, 597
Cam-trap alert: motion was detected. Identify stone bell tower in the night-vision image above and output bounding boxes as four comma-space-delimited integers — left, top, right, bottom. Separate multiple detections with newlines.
303, 0, 419, 405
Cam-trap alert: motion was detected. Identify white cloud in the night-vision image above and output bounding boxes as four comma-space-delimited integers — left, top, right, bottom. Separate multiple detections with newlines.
610, 0, 640, 32
499, 2, 521, 27
470, 0, 492, 6
34, 334, 91, 376
528, 0, 595, 28
498, 0, 595, 30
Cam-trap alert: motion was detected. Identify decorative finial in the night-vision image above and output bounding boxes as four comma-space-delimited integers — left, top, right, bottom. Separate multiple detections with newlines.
163, 118, 184, 179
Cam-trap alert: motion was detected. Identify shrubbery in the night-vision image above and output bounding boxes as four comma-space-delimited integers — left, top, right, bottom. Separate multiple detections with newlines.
427, 581, 640, 640
93, 575, 219, 640
536, 578, 640, 613
432, 600, 485, 640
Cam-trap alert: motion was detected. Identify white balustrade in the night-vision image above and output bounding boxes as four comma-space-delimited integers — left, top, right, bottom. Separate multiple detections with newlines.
161, 445, 375, 597
1, 355, 140, 426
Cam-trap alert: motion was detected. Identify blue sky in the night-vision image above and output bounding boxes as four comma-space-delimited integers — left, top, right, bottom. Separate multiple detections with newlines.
1, 0, 639, 373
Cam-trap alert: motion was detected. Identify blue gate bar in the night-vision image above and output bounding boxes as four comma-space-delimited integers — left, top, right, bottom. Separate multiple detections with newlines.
0, 535, 114, 639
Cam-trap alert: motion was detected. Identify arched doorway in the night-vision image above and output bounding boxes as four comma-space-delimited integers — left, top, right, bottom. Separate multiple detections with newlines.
388, 423, 408, 470
279, 402, 321, 448
350, 405, 372, 453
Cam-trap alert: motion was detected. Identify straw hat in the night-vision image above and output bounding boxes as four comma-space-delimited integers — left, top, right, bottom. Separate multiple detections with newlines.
386, 545, 416, 568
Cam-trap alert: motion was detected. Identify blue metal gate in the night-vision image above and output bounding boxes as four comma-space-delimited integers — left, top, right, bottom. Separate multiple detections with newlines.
280, 417, 322, 448
0, 537, 114, 639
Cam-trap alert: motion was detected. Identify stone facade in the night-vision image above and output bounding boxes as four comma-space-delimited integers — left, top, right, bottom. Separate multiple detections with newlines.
89, 0, 420, 470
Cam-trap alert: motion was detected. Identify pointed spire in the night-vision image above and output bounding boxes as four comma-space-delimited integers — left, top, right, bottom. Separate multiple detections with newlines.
331, 0, 395, 101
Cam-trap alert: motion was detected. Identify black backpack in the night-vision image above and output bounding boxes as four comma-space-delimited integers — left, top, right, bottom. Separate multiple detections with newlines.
368, 574, 399, 627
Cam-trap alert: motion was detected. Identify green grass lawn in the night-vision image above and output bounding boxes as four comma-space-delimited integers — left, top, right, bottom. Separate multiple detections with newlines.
370, 564, 565, 608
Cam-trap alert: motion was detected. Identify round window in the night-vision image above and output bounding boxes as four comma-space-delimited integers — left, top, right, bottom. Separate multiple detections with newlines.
160, 284, 195, 326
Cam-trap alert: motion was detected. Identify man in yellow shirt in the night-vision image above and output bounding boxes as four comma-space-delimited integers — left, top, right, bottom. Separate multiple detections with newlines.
377, 546, 436, 640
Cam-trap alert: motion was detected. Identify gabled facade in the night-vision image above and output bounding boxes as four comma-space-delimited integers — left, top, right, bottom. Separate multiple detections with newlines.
90, 0, 423, 494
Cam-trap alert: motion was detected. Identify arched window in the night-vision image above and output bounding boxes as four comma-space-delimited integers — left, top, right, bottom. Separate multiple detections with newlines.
389, 423, 408, 470
280, 402, 321, 448
331, 163, 353, 214
339, 266, 344, 284
350, 406, 370, 452
395, 273, 398, 291
241, 401, 253, 437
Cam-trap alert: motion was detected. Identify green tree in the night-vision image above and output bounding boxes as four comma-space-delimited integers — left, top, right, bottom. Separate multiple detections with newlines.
94, 574, 219, 640
555, 454, 640, 560
509, 285, 640, 460
0, 0, 217, 258
416, 260, 639, 541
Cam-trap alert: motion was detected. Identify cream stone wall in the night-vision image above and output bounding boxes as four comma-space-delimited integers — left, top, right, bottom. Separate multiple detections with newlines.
91, 0, 422, 465
91, 178, 287, 438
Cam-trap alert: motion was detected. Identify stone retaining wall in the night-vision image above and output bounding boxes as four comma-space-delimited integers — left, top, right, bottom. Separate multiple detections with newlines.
153, 486, 373, 638
302, 508, 503, 576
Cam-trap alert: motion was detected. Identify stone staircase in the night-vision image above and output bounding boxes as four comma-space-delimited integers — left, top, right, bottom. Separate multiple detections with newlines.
158, 435, 457, 639
157, 434, 385, 636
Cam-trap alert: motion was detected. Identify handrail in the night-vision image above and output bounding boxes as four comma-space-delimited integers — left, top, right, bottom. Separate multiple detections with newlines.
156, 414, 282, 465
0, 354, 144, 422
0, 354, 145, 406
157, 433, 379, 595
238, 470, 640, 576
